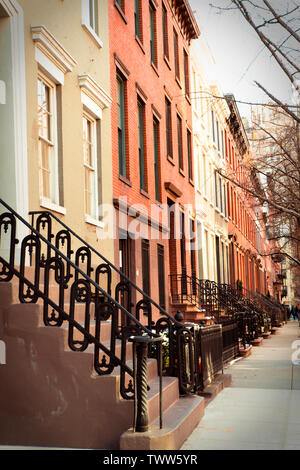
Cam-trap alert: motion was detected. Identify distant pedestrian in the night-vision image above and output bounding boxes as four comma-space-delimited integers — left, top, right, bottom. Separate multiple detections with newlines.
291, 306, 296, 320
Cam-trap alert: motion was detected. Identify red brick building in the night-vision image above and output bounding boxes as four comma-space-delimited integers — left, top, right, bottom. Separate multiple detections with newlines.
108, 0, 200, 315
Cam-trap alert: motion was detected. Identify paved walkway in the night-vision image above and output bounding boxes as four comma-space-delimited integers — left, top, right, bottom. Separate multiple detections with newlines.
181, 320, 300, 450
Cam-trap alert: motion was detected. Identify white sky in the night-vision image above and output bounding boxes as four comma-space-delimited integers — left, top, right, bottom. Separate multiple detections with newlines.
189, 0, 294, 120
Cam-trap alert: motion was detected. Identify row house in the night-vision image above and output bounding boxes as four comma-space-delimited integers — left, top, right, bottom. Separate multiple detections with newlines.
190, 37, 230, 288
109, 0, 200, 317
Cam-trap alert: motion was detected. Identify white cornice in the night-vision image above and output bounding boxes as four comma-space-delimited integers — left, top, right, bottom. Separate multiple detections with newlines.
31, 25, 77, 74
78, 74, 112, 110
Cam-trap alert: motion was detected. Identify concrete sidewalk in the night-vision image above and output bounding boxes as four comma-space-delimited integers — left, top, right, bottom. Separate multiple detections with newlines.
181, 320, 300, 450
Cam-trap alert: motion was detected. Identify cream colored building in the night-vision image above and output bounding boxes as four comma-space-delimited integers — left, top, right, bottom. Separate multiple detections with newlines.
190, 36, 230, 283
0, 0, 114, 263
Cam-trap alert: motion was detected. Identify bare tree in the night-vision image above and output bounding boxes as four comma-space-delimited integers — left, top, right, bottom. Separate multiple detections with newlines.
211, 0, 300, 121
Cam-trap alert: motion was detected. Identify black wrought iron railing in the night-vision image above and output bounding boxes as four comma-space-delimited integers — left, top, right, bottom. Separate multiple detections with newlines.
0, 199, 168, 430
1, 199, 218, 431
169, 271, 275, 349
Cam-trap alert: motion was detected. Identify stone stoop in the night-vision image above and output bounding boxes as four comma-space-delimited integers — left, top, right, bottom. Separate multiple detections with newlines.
0, 280, 206, 450
250, 337, 264, 347
238, 343, 252, 358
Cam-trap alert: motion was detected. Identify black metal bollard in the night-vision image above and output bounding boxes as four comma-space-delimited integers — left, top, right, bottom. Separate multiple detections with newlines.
130, 335, 163, 433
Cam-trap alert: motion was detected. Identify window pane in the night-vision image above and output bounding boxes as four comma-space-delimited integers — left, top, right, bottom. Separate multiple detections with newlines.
177, 115, 183, 170
153, 118, 160, 201
117, 76, 126, 177
135, 0, 141, 39
138, 100, 145, 190
162, 4, 168, 58
149, 5, 156, 64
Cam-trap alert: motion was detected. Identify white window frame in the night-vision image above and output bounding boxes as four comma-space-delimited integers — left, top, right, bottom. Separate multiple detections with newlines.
32, 25, 77, 214
82, 111, 98, 220
78, 74, 112, 228
37, 72, 59, 207
81, 0, 103, 48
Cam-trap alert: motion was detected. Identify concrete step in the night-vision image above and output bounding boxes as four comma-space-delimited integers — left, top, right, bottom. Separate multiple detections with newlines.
120, 393, 205, 450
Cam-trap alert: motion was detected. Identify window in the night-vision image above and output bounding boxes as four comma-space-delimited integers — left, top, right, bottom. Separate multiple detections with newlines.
81, 0, 102, 48
142, 239, 150, 296
153, 117, 160, 202
38, 75, 59, 204
187, 128, 192, 180
173, 28, 179, 79
157, 244, 166, 309
32, 25, 77, 214
216, 120, 220, 152
83, 113, 98, 218
214, 170, 218, 208
135, 0, 142, 41
149, 3, 156, 66
138, 98, 146, 191
177, 114, 183, 171
184, 50, 190, 97
165, 96, 172, 158
211, 109, 216, 143
162, 3, 169, 59
117, 74, 127, 178
221, 129, 225, 158
197, 221, 203, 279
219, 176, 223, 212
88, 0, 97, 31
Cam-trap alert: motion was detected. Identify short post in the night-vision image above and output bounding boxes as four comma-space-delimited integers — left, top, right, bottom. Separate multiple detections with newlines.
130, 335, 163, 433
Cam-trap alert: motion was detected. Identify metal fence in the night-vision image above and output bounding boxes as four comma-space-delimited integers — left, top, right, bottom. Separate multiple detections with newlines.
198, 324, 223, 389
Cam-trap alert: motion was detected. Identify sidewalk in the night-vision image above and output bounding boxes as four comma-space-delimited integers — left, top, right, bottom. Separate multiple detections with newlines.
181, 320, 300, 450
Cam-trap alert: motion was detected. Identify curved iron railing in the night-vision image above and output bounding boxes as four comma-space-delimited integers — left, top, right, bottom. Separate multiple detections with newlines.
0, 199, 206, 431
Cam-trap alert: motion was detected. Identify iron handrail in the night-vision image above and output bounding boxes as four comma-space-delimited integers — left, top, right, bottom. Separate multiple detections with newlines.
29, 209, 183, 329
1, 199, 158, 339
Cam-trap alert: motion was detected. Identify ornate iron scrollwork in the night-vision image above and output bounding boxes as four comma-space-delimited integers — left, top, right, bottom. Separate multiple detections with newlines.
94, 301, 117, 375
19, 234, 41, 303
43, 257, 65, 327
75, 246, 93, 282
0, 212, 17, 282
68, 279, 91, 352
55, 229, 73, 285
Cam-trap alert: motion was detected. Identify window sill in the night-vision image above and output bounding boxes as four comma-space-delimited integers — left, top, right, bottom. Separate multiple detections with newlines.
203, 195, 209, 202
209, 201, 214, 207
40, 198, 66, 215
114, 1, 127, 24
81, 23, 103, 48
85, 214, 104, 228
185, 93, 191, 105
135, 36, 145, 54
215, 207, 221, 214
167, 155, 175, 166
225, 217, 229, 222
119, 174, 132, 187
151, 61, 159, 77
189, 178, 194, 187
164, 55, 171, 70
140, 188, 150, 199
175, 76, 182, 89
179, 168, 185, 177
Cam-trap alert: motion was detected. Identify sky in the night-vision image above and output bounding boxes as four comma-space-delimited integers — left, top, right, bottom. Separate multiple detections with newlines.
188, 0, 295, 120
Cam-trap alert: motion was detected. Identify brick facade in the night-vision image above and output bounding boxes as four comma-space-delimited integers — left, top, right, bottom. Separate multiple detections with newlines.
109, 0, 199, 315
